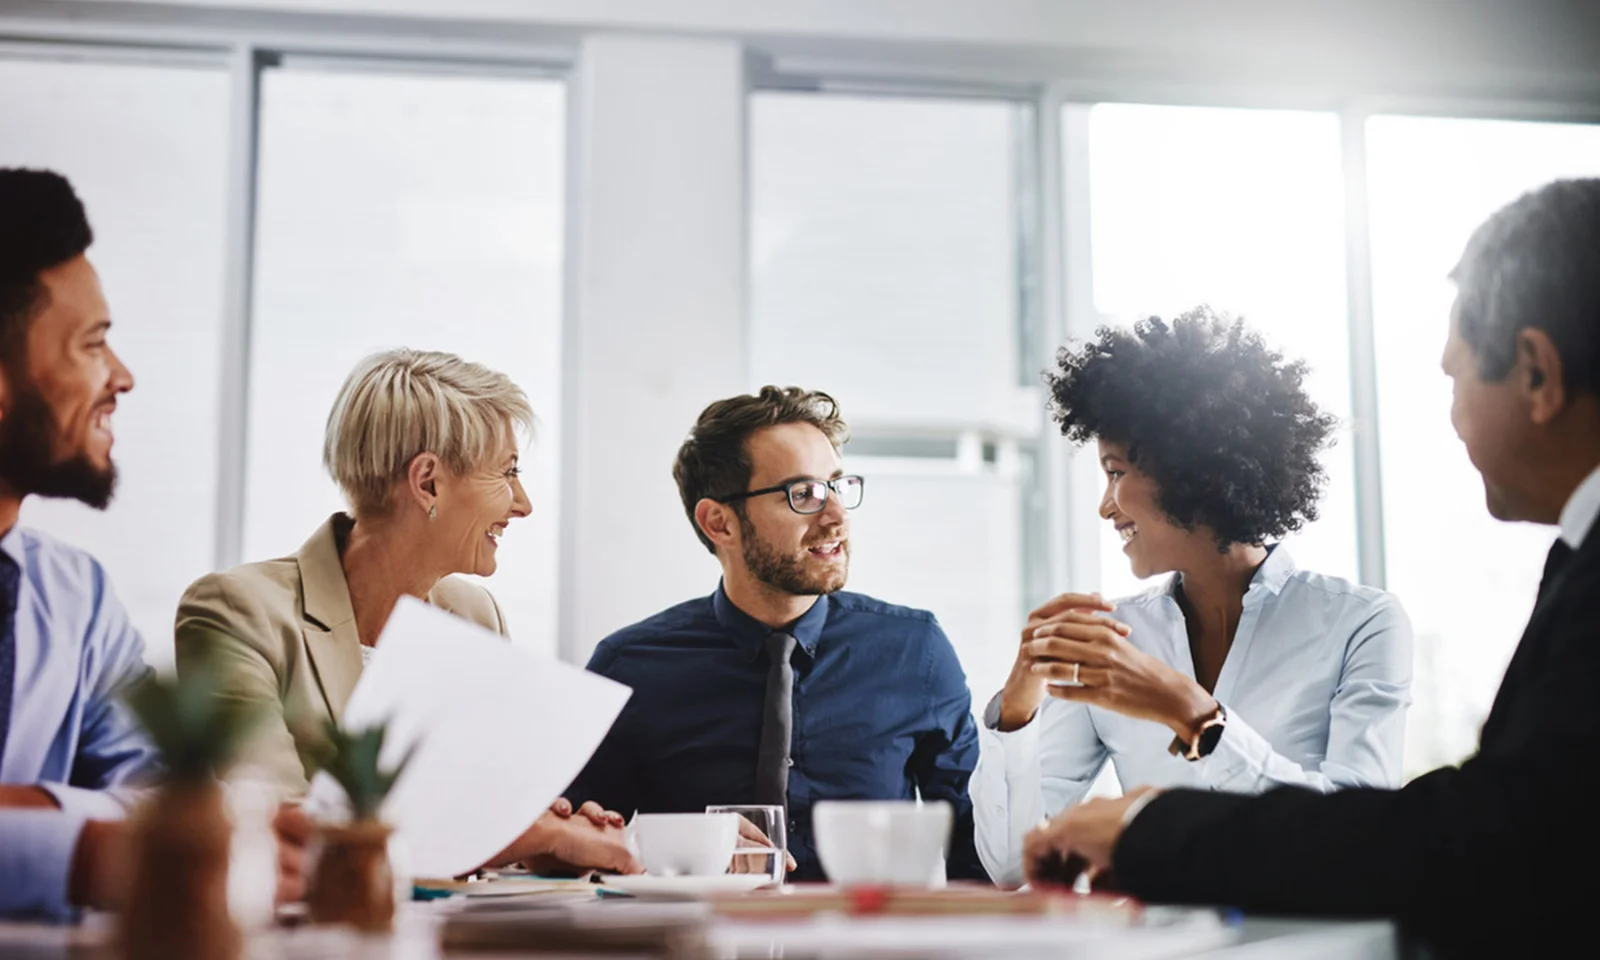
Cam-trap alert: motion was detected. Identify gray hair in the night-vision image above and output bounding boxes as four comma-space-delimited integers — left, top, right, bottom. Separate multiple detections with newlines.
323, 348, 534, 516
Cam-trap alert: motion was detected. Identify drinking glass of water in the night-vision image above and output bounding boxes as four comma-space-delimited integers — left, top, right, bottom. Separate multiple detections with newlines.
706, 804, 786, 885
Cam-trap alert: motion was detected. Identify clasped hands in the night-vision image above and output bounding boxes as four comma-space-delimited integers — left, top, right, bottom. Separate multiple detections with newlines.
998, 591, 1218, 742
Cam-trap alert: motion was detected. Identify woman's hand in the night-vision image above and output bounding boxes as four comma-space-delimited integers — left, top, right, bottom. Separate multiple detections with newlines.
996, 592, 1117, 731
273, 804, 314, 905
1026, 609, 1217, 741
488, 809, 641, 876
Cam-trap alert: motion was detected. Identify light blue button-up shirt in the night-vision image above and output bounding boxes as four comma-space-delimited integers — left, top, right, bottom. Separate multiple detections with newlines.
973, 547, 1413, 885
0, 524, 159, 919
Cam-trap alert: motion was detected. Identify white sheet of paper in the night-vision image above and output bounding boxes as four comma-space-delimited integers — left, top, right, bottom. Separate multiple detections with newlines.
303, 596, 631, 878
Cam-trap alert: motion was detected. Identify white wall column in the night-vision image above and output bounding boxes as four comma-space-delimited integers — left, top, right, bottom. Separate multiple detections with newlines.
559, 33, 746, 663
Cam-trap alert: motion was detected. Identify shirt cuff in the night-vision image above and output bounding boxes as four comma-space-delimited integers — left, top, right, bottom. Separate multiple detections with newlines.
38, 784, 134, 822
1120, 789, 1162, 827
981, 692, 1007, 730
981, 691, 1043, 738
980, 693, 1043, 776
0, 810, 89, 920
1193, 706, 1267, 790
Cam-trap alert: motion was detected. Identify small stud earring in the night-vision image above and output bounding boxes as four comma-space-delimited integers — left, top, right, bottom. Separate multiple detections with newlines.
428, 505, 437, 520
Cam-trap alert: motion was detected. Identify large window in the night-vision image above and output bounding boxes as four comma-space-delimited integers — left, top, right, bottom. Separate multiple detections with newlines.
7, 21, 1599, 795
1084, 104, 1358, 601
749, 92, 1036, 702
1366, 116, 1600, 770
1, 56, 232, 670
245, 66, 566, 655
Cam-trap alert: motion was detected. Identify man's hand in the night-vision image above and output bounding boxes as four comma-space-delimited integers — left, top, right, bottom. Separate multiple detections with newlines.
1022, 788, 1156, 892
490, 809, 642, 876
68, 819, 129, 910
273, 804, 313, 904
997, 592, 1116, 731
730, 816, 797, 875
0, 785, 59, 809
548, 796, 626, 831
66, 803, 315, 911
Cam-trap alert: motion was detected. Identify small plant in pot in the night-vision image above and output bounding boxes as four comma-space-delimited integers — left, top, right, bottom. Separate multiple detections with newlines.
306, 720, 416, 932
119, 661, 264, 960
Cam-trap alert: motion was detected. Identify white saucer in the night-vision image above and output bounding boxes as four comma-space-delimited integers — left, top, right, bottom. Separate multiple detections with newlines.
599, 874, 773, 899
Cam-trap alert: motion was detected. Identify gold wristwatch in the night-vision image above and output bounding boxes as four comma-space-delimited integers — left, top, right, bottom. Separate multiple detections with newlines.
1168, 704, 1227, 761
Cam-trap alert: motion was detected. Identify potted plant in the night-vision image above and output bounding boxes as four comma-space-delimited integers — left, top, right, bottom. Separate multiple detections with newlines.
119, 662, 264, 960
306, 720, 416, 932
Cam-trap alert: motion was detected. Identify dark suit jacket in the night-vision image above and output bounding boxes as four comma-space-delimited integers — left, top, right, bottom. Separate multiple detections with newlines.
1114, 531, 1598, 956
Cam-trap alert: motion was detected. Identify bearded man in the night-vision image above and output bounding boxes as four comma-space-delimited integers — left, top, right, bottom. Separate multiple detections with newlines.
567, 386, 983, 881
0, 168, 311, 918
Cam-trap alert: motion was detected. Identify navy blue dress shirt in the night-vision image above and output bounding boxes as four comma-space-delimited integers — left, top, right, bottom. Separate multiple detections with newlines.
569, 585, 985, 882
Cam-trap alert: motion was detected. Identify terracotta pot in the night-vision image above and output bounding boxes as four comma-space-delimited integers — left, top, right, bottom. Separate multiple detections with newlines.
120, 779, 240, 960
307, 820, 395, 932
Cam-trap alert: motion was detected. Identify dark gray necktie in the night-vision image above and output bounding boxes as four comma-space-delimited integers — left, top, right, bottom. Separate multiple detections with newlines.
754, 631, 796, 808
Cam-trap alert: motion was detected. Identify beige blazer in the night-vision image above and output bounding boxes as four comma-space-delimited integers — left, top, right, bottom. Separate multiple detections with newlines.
175, 513, 508, 799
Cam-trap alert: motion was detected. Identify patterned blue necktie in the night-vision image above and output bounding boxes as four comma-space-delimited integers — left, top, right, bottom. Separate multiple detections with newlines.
0, 551, 20, 773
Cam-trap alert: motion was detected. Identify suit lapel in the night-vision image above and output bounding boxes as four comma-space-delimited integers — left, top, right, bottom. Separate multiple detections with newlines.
1481, 534, 1593, 743
296, 515, 364, 722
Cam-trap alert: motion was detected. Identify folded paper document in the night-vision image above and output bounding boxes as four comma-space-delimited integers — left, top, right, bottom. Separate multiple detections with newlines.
305, 596, 631, 878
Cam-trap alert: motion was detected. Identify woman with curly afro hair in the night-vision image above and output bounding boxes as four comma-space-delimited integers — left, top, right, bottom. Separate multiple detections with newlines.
972, 307, 1413, 886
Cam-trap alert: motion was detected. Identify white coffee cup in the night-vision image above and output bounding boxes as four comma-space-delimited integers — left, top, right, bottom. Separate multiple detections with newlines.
629, 813, 740, 877
813, 800, 952, 886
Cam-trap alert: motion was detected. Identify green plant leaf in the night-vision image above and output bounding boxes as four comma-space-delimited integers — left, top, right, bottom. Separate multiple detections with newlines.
314, 718, 417, 822
122, 640, 269, 784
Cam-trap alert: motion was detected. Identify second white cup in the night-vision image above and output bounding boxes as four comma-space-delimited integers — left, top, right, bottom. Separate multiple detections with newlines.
813, 800, 952, 887
629, 812, 741, 877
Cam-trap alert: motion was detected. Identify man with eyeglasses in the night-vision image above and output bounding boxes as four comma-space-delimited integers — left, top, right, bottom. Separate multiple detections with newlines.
567, 386, 985, 882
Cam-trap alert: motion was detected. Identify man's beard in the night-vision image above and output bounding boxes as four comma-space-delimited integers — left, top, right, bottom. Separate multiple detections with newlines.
739, 512, 849, 597
0, 380, 117, 509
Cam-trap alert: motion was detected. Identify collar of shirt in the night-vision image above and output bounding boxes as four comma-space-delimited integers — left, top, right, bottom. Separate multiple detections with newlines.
1164, 542, 1297, 604
711, 582, 828, 660
0, 523, 22, 569
1558, 463, 1600, 549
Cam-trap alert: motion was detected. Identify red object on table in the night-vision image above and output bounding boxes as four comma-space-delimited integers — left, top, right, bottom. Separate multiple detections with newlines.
845, 886, 891, 914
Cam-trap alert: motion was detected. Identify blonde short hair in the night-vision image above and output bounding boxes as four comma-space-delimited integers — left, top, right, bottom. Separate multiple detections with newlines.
323, 348, 535, 516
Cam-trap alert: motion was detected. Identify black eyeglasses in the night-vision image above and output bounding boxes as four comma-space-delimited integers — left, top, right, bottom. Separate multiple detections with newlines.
717, 475, 866, 515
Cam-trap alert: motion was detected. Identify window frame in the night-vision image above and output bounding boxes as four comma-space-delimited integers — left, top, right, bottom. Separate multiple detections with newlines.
5, 6, 1599, 674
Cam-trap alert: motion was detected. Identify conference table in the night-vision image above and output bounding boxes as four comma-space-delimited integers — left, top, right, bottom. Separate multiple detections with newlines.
0, 896, 1401, 959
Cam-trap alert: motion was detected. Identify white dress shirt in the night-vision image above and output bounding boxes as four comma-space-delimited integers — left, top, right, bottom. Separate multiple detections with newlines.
972, 547, 1413, 885
1558, 464, 1600, 549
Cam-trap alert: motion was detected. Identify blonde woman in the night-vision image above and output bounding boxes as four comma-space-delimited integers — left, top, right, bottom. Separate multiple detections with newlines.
176, 348, 638, 875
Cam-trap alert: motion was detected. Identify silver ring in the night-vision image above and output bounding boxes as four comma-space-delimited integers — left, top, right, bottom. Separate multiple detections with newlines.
1071, 662, 1081, 685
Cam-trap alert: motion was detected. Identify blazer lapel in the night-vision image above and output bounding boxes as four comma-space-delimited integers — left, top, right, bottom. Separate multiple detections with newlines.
1481, 533, 1593, 744
296, 515, 365, 722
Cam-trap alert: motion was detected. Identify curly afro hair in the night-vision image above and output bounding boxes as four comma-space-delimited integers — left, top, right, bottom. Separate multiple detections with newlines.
1047, 306, 1336, 550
